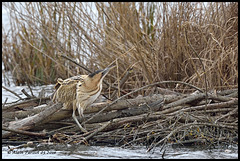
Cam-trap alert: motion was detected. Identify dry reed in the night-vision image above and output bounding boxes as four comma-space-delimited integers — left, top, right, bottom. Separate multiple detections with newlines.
2, 2, 238, 97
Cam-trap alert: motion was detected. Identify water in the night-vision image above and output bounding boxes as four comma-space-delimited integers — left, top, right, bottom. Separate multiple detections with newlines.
2, 144, 238, 159
2, 69, 55, 104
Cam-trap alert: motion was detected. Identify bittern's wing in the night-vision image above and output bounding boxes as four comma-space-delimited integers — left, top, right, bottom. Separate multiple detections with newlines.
52, 75, 88, 103
61, 75, 88, 85
54, 78, 64, 90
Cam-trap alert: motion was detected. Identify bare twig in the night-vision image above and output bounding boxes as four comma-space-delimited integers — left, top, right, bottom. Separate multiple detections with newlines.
214, 107, 238, 123
2, 86, 23, 100
2, 98, 8, 108
2, 126, 46, 137
27, 83, 35, 97
85, 121, 111, 141
21, 89, 32, 98
2, 96, 50, 111
59, 53, 93, 73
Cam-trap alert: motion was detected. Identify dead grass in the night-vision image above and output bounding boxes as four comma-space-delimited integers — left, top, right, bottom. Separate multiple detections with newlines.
2, 2, 238, 96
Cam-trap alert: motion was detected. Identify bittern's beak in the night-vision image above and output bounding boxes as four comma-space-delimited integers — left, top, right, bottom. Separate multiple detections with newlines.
102, 64, 115, 77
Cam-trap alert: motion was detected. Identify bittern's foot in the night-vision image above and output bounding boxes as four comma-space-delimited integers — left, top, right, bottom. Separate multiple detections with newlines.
78, 125, 88, 133
75, 121, 88, 133
72, 114, 88, 133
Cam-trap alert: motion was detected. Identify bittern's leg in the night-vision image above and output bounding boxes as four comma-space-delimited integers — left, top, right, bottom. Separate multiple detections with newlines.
72, 108, 88, 133
77, 107, 86, 129
78, 106, 84, 118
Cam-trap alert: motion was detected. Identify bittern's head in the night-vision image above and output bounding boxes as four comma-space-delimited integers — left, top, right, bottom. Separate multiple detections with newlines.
83, 65, 115, 88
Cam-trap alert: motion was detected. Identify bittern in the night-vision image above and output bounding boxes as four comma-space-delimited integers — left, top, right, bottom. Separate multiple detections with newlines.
52, 65, 114, 132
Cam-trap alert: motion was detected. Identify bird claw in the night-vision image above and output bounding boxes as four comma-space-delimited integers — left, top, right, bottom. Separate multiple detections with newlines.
80, 127, 88, 133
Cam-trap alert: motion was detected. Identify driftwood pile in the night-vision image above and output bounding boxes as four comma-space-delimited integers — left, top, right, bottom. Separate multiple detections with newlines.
2, 84, 238, 152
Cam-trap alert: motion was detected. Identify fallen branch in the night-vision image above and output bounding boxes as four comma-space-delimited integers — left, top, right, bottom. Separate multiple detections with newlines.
167, 98, 238, 116
2, 103, 62, 138
2, 126, 46, 137
2, 96, 50, 111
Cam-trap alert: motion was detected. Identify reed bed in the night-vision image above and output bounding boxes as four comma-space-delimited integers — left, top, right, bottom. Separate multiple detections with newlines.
2, 2, 238, 152
2, 2, 238, 96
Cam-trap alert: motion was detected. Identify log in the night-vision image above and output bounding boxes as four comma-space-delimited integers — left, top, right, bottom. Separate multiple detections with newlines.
166, 98, 238, 116
2, 103, 62, 138
2, 96, 50, 111
2, 94, 166, 123
39, 95, 165, 125
3, 104, 48, 120
162, 92, 206, 110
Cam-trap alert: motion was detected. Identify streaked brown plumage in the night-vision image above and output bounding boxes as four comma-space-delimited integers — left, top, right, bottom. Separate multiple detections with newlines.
52, 65, 114, 132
